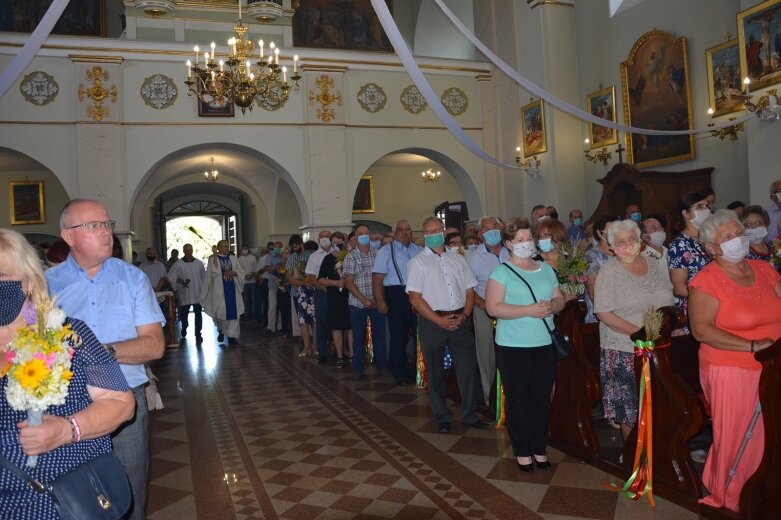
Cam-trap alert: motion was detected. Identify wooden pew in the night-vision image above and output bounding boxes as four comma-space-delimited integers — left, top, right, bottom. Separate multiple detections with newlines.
548, 300, 602, 460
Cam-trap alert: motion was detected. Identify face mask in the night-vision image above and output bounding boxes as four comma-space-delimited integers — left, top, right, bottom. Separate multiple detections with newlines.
467, 244, 478, 253
648, 231, 666, 247
482, 229, 501, 247
146, 255, 155, 262
447, 246, 462, 254
370, 240, 381, 250
0, 280, 26, 326
357, 235, 371, 246
319, 237, 331, 249
690, 208, 711, 229
512, 242, 537, 259
424, 232, 445, 249
332, 243, 342, 251
241, 249, 249, 255
537, 215, 549, 222
745, 226, 768, 245
273, 247, 281, 255
719, 236, 749, 262
630, 212, 642, 223
573, 218, 583, 227
538, 238, 554, 253
614, 242, 641, 263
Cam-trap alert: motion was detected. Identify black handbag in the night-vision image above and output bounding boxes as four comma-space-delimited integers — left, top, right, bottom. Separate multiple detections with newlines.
502, 263, 572, 360
0, 450, 131, 520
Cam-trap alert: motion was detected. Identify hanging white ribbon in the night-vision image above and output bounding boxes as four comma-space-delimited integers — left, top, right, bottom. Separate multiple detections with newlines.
0, 0, 70, 100
370, 0, 521, 169
431, 0, 753, 136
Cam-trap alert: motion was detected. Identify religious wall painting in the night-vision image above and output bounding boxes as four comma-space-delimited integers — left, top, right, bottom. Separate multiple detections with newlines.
706, 39, 746, 116
293, 0, 392, 52
620, 30, 695, 169
352, 176, 375, 214
738, 0, 781, 90
9, 181, 45, 225
198, 95, 235, 117
0, 1, 104, 37
520, 99, 547, 158
586, 86, 618, 149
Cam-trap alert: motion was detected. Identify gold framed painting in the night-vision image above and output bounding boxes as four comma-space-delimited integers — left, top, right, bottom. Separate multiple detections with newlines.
706, 39, 745, 116
352, 176, 375, 213
738, 0, 781, 91
586, 86, 618, 149
620, 30, 695, 169
9, 181, 45, 225
520, 99, 547, 158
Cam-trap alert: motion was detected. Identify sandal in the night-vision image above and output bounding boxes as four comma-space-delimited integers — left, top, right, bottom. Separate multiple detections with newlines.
297, 351, 307, 357
336, 358, 344, 369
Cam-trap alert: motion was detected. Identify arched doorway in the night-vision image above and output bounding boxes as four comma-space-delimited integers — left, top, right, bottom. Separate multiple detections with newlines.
165, 201, 233, 263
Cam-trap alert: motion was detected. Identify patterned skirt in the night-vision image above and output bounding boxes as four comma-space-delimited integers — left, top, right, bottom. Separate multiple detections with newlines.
600, 348, 638, 427
295, 286, 315, 325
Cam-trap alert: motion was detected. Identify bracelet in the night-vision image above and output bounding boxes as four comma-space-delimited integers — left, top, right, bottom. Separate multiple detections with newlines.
750, 340, 756, 353
66, 416, 81, 443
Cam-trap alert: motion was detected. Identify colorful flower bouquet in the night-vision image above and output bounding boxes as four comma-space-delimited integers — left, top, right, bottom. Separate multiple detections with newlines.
771, 238, 781, 273
556, 241, 588, 295
2, 297, 81, 467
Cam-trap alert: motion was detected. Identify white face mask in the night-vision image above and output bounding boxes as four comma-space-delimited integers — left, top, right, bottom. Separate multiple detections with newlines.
719, 236, 750, 263
648, 231, 666, 247
511, 241, 537, 259
690, 208, 711, 229
745, 226, 768, 245
318, 237, 331, 249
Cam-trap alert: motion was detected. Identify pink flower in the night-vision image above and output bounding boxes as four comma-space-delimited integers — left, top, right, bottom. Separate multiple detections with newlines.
568, 274, 575, 283
5, 351, 15, 364
33, 351, 57, 369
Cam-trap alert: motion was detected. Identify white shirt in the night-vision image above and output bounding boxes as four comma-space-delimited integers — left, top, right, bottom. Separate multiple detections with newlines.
237, 253, 258, 279
168, 258, 206, 306
305, 248, 329, 277
139, 259, 168, 288
406, 247, 478, 311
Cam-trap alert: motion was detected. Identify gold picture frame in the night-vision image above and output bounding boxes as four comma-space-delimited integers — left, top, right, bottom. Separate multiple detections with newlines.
520, 98, 547, 158
706, 39, 745, 117
586, 86, 618, 149
352, 176, 375, 213
620, 30, 695, 168
9, 181, 45, 225
737, 0, 781, 91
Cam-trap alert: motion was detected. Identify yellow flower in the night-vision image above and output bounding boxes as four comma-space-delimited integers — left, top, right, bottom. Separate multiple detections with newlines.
14, 359, 50, 390
62, 370, 73, 381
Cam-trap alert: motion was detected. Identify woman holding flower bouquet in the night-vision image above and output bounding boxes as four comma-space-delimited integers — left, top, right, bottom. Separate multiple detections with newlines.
0, 229, 135, 519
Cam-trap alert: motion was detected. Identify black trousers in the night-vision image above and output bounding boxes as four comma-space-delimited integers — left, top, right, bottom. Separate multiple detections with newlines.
179, 303, 203, 337
277, 289, 291, 333
497, 344, 556, 457
385, 285, 416, 379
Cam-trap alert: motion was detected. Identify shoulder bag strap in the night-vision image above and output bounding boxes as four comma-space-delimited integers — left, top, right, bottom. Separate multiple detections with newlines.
501, 262, 554, 334
0, 452, 48, 493
389, 243, 405, 286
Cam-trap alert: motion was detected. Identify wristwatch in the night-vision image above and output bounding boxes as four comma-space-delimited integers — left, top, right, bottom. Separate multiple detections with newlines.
104, 343, 117, 359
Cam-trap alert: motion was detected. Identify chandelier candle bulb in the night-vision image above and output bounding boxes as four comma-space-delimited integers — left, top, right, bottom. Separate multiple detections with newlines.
204, 52, 209, 64
219, 60, 224, 72
194, 45, 199, 67
246, 60, 251, 75
293, 55, 298, 72
259, 40, 264, 59
186, 61, 192, 78
744, 77, 750, 96
274, 47, 279, 65
282, 66, 287, 83
210, 42, 215, 60
707, 108, 714, 123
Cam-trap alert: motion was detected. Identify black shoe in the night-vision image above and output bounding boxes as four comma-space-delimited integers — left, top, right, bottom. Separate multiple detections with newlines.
462, 420, 487, 430
438, 422, 451, 434
533, 457, 552, 470
195, 335, 203, 344
264, 330, 273, 337
517, 462, 534, 473
228, 338, 238, 345
180, 328, 187, 337
217, 332, 224, 342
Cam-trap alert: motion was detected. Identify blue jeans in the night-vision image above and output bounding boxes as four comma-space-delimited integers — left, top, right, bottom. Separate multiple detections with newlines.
349, 305, 387, 374
241, 283, 255, 320
112, 385, 149, 520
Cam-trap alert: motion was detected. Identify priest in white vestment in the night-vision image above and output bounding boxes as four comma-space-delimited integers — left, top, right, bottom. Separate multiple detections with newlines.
200, 239, 245, 344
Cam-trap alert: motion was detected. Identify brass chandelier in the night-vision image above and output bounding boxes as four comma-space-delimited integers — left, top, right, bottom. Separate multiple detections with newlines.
421, 160, 442, 183
204, 157, 219, 183
184, 3, 301, 114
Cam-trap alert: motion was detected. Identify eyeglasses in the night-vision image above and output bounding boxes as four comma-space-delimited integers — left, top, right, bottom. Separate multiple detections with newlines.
771, 189, 781, 196
65, 220, 116, 232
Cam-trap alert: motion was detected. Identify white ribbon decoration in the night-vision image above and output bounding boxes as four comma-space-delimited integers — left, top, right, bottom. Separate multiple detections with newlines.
370, 0, 521, 169
431, 0, 753, 136
0, 0, 70, 100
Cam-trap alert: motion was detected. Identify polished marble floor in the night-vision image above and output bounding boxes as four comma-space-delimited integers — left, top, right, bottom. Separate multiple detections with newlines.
145, 317, 698, 520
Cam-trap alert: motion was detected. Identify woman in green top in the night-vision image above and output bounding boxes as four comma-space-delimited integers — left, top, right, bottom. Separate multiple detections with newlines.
485, 217, 565, 473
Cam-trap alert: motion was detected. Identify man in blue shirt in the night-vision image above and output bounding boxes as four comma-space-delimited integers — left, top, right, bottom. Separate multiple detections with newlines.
46, 199, 165, 520
372, 219, 423, 385
566, 209, 586, 243
468, 216, 510, 405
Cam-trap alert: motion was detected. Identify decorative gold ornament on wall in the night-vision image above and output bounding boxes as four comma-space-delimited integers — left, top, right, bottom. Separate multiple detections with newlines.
308, 75, 342, 123
78, 66, 117, 122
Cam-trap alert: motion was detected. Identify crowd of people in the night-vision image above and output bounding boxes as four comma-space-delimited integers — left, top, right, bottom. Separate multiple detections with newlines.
1, 178, 780, 516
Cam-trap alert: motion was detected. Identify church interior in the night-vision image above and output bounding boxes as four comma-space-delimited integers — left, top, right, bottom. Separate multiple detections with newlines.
2, 0, 781, 518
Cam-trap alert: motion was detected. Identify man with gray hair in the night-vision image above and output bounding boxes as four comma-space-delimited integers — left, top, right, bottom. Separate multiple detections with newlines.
468, 216, 510, 405
768, 179, 781, 241
407, 216, 485, 433
47, 198, 165, 520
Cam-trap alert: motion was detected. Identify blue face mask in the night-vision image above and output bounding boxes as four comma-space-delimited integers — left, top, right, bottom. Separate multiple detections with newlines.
357, 234, 371, 246
482, 229, 501, 247
630, 212, 642, 223
424, 232, 445, 249
573, 218, 583, 227
467, 244, 478, 252
370, 240, 380, 250
538, 238, 554, 252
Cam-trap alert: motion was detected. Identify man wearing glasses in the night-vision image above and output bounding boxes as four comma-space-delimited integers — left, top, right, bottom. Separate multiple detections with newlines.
768, 180, 781, 242
46, 198, 165, 520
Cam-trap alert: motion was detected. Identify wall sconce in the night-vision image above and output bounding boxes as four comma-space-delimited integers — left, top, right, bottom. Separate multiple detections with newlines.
583, 138, 612, 165
706, 108, 744, 140
515, 146, 542, 178
744, 79, 781, 121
